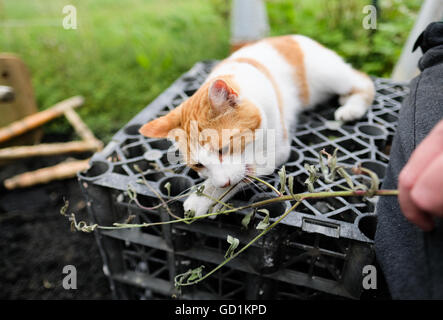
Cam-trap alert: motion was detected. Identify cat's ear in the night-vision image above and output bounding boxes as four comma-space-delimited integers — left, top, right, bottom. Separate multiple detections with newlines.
139, 106, 181, 138
208, 79, 239, 117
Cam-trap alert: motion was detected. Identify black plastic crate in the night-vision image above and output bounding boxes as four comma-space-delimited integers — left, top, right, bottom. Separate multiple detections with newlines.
78, 61, 409, 299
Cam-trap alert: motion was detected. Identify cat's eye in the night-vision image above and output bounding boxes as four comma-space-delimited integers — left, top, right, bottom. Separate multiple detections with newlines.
219, 145, 229, 156
194, 163, 204, 169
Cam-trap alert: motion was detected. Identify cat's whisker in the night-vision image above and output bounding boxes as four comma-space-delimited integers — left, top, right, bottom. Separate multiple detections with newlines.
243, 176, 262, 191
174, 181, 205, 198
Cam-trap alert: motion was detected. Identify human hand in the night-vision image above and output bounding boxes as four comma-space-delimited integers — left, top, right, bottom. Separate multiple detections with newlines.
398, 118, 443, 231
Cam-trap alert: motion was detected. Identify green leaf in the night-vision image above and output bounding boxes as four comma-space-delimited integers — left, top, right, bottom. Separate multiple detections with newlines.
127, 184, 137, 202
278, 166, 287, 193
174, 265, 205, 288
328, 148, 339, 182
187, 265, 205, 282
256, 209, 270, 230
184, 209, 195, 224
164, 182, 171, 197
225, 235, 240, 259
287, 175, 294, 196
241, 211, 254, 229
337, 167, 354, 190
318, 152, 329, 178
196, 184, 205, 196
304, 163, 319, 192
60, 199, 69, 216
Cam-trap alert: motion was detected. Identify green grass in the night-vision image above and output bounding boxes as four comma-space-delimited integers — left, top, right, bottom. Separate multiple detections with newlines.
0, 0, 230, 141
0, 0, 421, 142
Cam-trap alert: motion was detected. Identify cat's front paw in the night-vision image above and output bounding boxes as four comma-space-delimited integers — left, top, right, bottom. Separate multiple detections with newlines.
334, 104, 367, 122
183, 194, 213, 218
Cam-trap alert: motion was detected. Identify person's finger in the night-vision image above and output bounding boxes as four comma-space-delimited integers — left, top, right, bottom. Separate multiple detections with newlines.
410, 152, 443, 216
400, 120, 443, 184
398, 179, 435, 231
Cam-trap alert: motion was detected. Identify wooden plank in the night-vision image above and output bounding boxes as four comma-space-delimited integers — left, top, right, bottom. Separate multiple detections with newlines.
64, 108, 103, 149
0, 53, 41, 147
0, 95, 84, 144
3, 158, 90, 190
0, 140, 100, 160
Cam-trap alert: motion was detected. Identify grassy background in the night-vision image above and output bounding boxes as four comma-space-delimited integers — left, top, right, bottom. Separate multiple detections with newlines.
0, 0, 421, 142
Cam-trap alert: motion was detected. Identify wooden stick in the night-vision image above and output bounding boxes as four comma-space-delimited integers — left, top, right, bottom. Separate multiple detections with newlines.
0, 95, 84, 144
63, 108, 103, 150
0, 140, 101, 160
4, 159, 90, 190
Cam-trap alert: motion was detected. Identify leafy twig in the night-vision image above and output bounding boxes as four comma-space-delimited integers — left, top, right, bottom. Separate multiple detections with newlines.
133, 164, 180, 220
247, 174, 281, 196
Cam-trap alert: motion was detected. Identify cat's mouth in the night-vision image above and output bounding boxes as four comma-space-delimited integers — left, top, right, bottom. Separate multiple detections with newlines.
245, 164, 255, 176
241, 164, 256, 184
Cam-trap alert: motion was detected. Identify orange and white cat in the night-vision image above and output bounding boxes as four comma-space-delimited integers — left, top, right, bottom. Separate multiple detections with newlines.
139, 35, 375, 217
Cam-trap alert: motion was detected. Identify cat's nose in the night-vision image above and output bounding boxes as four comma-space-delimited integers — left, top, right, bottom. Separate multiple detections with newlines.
221, 179, 230, 188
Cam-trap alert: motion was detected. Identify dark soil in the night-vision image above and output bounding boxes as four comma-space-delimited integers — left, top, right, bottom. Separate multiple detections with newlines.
0, 146, 112, 299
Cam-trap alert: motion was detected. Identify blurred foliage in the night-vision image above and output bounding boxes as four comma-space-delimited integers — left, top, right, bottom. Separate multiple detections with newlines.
0, 0, 421, 141
266, 0, 421, 76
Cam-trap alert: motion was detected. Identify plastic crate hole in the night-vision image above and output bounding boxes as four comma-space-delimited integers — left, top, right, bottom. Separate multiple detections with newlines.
124, 124, 142, 136
122, 144, 147, 159
358, 215, 377, 240
139, 214, 163, 236
360, 160, 386, 179
128, 160, 151, 174
297, 133, 324, 146
80, 161, 110, 179
285, 165, 301, 175
231, 186, 256, 202
171, 94, 184, 107
160, 176, 193, 197
120, 138, 139, 148
318, 129, 345, 141
336, 139, 366, 152
187, 168, 200, 180
169, 165, 185, 175
312, 256, 343, 281
135, 194, 158, 208
149, 139, 173, 150
113, 164, 127, 175
345, 196, 375, 212
329, 209, 357, 223
311, 198, 345, 214
288, 149, 301, 163
390, 94, 405, 103
203, 236, 223, 251
107, 151, 122, 163
142, 172, 166, 182
375, 152, 390, 164
356, 123, 386, 138
252, 193, 288, 218
318, 236, 349, 254
377, 112, 398, 123
184, 88, 197, 97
